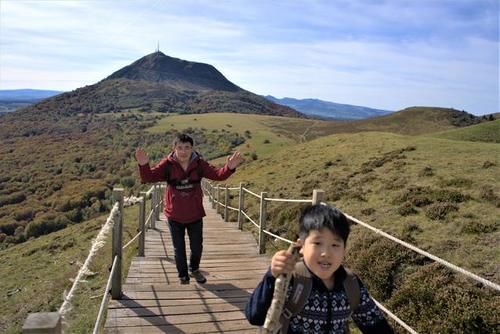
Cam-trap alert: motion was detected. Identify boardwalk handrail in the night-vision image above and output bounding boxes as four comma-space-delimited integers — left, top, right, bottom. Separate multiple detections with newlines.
23, 184, 165, 334
202, 180, 500, 333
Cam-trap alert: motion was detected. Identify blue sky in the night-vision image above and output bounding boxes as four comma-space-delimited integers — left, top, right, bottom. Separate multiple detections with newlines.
0, 0, 498, 115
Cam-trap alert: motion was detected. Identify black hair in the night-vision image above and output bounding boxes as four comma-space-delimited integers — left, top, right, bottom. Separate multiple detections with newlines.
173, 133, 194, 147
299, 204, 350, 243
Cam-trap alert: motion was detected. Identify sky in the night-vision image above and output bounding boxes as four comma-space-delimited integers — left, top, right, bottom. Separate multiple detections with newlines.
0, 0, 498, 115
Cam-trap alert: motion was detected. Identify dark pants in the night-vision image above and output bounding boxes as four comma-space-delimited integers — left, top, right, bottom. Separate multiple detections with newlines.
167, 219, 203, 278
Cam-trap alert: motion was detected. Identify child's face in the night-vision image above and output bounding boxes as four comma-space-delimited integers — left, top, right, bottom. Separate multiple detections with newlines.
298, 227, 346, 288
174, 142, 193, 164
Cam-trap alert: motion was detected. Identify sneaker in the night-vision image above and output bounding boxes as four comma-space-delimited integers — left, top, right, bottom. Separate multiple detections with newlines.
179, 276, 190, 285
190, 270, 207, 284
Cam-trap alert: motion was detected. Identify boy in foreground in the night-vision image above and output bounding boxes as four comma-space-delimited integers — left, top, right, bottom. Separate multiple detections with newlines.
245, 204, 394, 333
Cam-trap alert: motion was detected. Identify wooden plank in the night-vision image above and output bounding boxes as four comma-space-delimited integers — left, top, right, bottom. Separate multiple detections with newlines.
104, 197, 262, 333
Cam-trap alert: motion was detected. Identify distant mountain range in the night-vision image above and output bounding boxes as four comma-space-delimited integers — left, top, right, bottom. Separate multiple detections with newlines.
0, 89, 64, 114
0, 89, 63, 101
265, 95, 392, 120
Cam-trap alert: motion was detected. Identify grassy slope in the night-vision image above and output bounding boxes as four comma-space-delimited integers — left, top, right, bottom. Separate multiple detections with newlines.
150, 112, 499, 278
1, 111, 498, 332
0, 203, 142, 333
431, 119, 500, 143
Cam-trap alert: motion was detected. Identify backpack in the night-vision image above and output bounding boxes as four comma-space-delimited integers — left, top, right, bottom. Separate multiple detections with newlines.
164, 154, 204, 190
278, 262, 360, 334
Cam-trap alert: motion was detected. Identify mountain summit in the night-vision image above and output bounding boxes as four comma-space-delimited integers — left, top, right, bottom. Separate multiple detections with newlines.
105, 52, 240, 92
20, 52, 301, 118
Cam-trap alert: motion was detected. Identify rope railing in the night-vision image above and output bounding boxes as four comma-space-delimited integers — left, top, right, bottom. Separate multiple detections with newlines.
201, 180, 500, 333
243, 187, 261, 198
92, 255, 118, 334
344, 212, 500, 291
59, 202, 120, 317
24, 184, 164, 334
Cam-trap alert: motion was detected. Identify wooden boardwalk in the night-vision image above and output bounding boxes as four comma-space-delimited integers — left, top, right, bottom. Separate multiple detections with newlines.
105, 198, 269, 333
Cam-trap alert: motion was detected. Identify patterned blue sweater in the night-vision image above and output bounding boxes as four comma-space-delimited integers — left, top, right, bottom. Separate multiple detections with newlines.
245, 265, 394, 334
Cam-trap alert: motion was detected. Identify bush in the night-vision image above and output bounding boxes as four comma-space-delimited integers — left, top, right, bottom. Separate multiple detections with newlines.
479, 186, 499, 207
25, 217, 67, 239
0, 191, 26, 206
397, 202, 417, 216
389, 264, 498, 333
418, 166, 434, 177
120, 176, 136, 188
425, 202, 458, 220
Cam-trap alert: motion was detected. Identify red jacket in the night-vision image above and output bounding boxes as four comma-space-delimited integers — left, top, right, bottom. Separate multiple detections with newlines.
138, 152, 235, 223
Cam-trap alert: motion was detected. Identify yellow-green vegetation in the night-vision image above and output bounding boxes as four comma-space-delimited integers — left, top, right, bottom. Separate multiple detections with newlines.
431, 119, 500, 143
148, 112, 334, 161
0, 202, 141, 333
217, 131, 499, 333
1, 107, 498, 333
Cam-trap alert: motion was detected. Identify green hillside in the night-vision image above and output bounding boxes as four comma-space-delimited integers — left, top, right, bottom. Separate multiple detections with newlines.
0, 203, 141, 334
430, 119, 500, 143
1, 110, 498, 333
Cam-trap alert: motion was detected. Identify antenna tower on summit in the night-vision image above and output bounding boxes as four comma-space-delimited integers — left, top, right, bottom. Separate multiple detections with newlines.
156, 41, 160, 53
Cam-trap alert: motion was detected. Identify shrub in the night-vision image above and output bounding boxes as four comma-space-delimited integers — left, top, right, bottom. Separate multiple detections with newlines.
251, 152, 258, 160
120, 176, 136, 188
0, 191, 26, 206
14, 208, 35, 222
425, 202, 458, 220
418, 166, 434, 177
461, 221, 498, 234
482, 160, 496, 169
397, 202, 417, 216
25, 217, 67, 239
479, 186, 499, 207
389, 264, 498, 333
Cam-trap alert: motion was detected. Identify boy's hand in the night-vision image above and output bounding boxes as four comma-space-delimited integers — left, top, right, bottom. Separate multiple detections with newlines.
135, 148, 149, 166
271, 249, 298, 278
226, 151, 245, 170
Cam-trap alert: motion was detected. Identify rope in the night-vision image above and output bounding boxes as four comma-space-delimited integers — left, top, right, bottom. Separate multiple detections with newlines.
263, 229, 294, 244
243, 187, 261, 198
265, 198, 312, 203
344, 212, 500, 291
373, 297, 419, 334
242, 210, 259, 228
93, 256, 118, 334
226, 205, 239, 211
122, 230, 142, 250
59, 203, 120, 316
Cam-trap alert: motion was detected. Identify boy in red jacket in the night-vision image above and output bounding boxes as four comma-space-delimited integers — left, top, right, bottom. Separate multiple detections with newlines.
136, 133, 244, 284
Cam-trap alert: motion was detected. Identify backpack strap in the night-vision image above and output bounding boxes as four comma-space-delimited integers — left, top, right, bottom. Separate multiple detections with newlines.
343, 268, 360, 314
164, 158, 204, 189
279, 261, 312, 334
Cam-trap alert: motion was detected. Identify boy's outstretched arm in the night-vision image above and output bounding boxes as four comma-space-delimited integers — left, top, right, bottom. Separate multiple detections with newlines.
245, 250, 297, 326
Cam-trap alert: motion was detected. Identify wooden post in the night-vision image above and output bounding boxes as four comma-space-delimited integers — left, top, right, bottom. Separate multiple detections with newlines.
237, 182, 245, 229
138, 192, 146, 257
151, 186, 157, 229
312, 189, 325, 205
216, 185, 221, 214
211, 183, 216, 209
224, 184, 229, 222
111, 188, 124, 299
259, 192, 267, 254
155, 185, 161, 221
22, 312, 61, 334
